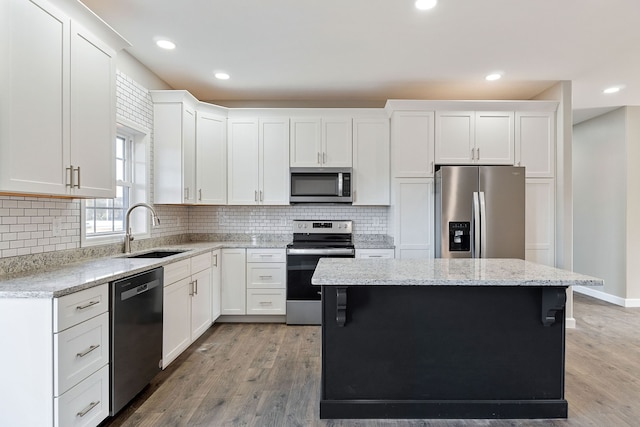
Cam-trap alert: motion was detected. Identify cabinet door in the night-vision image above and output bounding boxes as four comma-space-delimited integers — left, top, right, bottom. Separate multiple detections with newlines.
182, 105, 197, 203
162, 277, 191, 368
221, 249, 246, 315
353, 118, 390, 205
211, 249, 222, 322
391, 111, 435, 178
260, 118, 290, 205
322, 118, 352, 167
196, 111, 227, 204
228, 119, 259, 204
190, 268, 212, 341
290, 118, 321, 167
393, 178, 433, 259
516, 112, 555, 177
525, 178, 555, 266
435, 111, 475, 164
475, 111, 514, 164
154, 102, 185, 204
69, 21, 117, 198
1, 0, 69, 195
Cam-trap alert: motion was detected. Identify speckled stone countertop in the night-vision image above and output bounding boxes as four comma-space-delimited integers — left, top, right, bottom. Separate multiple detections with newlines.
312, 258, 603, 287
0, 241, 290, 299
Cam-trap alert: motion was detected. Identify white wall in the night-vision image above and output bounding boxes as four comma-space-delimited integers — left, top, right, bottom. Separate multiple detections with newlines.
625, 107, 640, 299
573, 108, 627, 299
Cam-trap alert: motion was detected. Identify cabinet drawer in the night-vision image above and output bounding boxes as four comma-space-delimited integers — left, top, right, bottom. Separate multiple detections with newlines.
54, 284, 109, 332
246, 248, 285, 263
164, 259, 191, 285
191, 252, 212, 274
54, 312, 109, 396
247, 289, 286, 315
54, 364, 109, 427
355, 249, 395, 259
246, 263, 285, 289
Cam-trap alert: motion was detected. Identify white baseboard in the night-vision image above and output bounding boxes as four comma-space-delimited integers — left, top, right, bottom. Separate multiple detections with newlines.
565, 317, 576, 329
573, 286, 640, 308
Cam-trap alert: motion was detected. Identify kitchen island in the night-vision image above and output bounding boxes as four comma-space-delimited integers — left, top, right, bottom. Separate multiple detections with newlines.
312, 258, 603, 420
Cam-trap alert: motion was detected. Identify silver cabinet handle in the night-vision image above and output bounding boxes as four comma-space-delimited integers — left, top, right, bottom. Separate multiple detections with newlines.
259, 275, 273, 280
259, 301, 273, 306
431, 161, 434, 174
476, 148, 480, 160
77, 401, 100, 418
260, 190, 263, 202
260, 254, 273, 258
194, 279, 198, 295
74, 166, 81, 188
189, 281, 194, 296
76, 344, 100, 358
317, 152, 321, 164
198, 189, 202, 201
323, 152, 327, 163
184, 187, 190, 200
254, 190, 258, 202
76, 300, 100, 310
213, 254, 218, 267
66, 166, 73, 188
471, 149, 475, 161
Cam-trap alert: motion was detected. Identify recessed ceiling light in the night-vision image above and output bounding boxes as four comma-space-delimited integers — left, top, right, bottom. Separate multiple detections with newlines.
485, 73, 503, 81
415, 0, 437, 11
603, 86, 621, 94
214, 72, 230, 80
156, 39, 176, 50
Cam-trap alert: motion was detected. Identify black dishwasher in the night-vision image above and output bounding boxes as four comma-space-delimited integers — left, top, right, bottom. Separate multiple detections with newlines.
110, 267, 163, 415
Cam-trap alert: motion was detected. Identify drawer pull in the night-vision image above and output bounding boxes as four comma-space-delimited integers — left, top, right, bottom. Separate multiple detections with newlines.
76, 344, 100, 358
259, 275, 273, 280
77, 400, 100, 418
260, 254, 274, 257
259, 301, 273, 306
76, 300, 100, 310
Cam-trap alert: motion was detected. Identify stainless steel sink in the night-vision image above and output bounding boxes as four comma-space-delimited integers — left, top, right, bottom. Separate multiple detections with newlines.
126, 250, 186, 259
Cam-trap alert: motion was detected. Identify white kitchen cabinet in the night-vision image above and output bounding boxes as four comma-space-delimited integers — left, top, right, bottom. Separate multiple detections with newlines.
221, 248, 247, 315
355, 248, 395, 259
196, 107, 227, 204
0, 283, 111, 427
246, 249, 286, 315
353, 118, 390, 205
211, 249, 222, 322
435, 111, 514, 165
152, 91, 198, 204
391, 111, 435, 177
525, 178, 555, 267
162, 253, 213, 368
290, 117, 352, 167
1, 0, 123, 198
515, 111, 555, 177
392, 178, 434, 259
228, 118, 289, 205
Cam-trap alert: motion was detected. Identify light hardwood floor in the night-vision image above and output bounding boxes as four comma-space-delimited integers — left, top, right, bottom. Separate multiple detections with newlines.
102, 294, 640, 427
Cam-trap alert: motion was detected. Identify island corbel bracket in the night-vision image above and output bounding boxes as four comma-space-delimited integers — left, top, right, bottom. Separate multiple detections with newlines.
541, 288, 566, 326
336, 288, 347, 327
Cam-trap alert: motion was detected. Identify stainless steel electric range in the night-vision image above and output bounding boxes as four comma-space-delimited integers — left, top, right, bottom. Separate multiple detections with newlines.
286, 220, 354, 325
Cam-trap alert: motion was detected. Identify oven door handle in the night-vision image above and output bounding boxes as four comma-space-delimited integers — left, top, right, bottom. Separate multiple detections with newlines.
286, 248, 355, 256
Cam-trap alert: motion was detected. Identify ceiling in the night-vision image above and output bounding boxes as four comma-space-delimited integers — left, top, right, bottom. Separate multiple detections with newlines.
80, 0, 640, 123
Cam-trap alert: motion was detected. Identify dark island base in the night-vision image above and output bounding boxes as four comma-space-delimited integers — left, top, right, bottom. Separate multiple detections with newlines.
321, 285, 567, 420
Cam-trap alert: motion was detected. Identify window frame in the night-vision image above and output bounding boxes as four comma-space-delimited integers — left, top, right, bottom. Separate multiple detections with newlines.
81, 117, 151, 247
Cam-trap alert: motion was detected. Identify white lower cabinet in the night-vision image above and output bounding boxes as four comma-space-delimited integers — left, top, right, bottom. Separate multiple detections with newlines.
54, 365, 110, 427
211, 249, 222, 321
355, 249, 395, 259
221, 248, 286, 317
392, 178, 434, 259
162, 252, 212, 369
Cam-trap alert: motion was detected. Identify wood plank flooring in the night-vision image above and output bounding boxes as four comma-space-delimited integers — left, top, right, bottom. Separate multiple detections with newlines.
102, 294, 640, 427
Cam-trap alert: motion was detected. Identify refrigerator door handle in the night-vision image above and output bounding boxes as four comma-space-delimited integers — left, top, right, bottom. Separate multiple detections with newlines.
472, 191, 481, 258
479, 191, 487, 258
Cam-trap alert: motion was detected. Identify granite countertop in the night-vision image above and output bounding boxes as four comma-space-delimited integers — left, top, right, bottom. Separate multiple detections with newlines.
312, 258, 604, 287
0, 240, 290, 299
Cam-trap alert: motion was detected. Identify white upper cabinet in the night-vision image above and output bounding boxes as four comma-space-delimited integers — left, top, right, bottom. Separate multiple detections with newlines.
228, 118, 289, 205
391, 111, 435, 177
290, 117, 352, 167
353, 118, 390, 205
196, 108, 227, 204
0, 0, 125, 197
515, 111, 555, 177
152, 91, 227, 205
435, 111, 514, 165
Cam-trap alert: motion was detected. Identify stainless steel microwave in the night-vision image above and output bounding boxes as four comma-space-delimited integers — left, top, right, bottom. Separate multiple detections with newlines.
290, 167, 352, 204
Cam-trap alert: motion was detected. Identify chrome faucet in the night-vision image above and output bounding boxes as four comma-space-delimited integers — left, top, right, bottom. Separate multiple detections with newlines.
124, 202, 160, 253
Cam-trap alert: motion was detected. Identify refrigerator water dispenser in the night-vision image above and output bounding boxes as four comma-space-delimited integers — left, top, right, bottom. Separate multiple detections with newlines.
449, 222, 470, 252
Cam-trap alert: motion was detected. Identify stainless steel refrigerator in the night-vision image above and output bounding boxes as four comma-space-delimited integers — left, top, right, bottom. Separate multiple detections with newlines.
435, 165, 525, 259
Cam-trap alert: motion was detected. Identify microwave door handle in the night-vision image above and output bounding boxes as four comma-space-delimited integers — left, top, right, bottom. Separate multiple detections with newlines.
338, 173, 343, 196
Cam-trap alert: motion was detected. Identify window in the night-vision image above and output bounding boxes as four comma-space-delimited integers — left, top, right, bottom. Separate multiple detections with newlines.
81, 119, 150, 246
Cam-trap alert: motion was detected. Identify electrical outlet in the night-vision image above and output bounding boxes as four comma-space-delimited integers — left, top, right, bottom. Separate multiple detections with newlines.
52, 217, 63, 237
